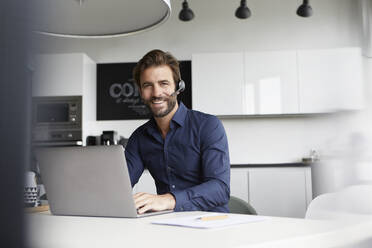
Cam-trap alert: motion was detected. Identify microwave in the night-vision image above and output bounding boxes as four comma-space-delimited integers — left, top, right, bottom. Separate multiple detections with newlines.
32, 96, 82, 144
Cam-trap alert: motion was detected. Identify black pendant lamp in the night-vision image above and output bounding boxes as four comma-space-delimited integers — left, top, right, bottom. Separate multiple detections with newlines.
297, 0, 313, 17
235, 0, 251, 19
179, 0, 194, 21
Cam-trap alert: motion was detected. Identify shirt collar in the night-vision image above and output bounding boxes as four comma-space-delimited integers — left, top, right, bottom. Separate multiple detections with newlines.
145, 101, 188, 136
171, 101, 187, 127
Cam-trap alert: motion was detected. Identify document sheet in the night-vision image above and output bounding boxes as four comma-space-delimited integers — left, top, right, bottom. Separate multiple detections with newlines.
152, 213, 268, 229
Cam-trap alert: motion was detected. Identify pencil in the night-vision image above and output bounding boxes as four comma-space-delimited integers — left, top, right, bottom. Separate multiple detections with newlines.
197, 215, 229, 221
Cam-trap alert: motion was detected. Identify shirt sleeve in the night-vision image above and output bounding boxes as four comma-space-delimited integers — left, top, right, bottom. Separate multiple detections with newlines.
171, 116, 230, 212
125, 130, 145, 187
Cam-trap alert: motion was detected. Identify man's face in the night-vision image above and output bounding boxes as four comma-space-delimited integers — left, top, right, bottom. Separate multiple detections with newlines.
139, 65, 177, 118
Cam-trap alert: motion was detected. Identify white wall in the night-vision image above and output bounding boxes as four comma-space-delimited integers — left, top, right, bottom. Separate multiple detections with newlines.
32, 0, 372, 179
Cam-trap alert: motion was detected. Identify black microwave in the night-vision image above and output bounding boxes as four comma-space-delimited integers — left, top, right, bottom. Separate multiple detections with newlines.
32, 96, 82, 143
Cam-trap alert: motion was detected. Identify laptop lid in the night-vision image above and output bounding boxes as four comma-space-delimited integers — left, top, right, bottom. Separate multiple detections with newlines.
36, 145, 168, 218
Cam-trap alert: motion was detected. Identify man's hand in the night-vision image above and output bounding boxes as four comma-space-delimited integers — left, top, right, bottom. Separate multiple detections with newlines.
133, 192, 176, 214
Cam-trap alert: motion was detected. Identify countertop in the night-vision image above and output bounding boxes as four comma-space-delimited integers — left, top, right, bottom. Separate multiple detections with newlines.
231, 162, 311, 168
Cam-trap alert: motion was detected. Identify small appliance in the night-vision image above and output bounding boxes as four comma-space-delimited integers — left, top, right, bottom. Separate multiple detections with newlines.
32, 95, 82, 146
101, 130, 118, 145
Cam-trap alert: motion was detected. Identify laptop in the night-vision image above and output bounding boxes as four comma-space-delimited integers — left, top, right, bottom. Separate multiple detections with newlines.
35, 145, 172, 218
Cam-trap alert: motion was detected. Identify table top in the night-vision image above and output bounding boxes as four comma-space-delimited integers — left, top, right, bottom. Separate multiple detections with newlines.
27, 211, 372, 248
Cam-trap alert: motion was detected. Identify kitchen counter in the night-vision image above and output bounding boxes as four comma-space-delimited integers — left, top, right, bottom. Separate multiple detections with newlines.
231, 162, 310, 168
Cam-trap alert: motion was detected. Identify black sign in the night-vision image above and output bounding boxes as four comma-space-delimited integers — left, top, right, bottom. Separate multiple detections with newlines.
97, 61, 192, 120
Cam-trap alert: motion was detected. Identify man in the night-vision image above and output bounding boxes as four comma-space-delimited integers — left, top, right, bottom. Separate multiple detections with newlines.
125, 49, 230, 214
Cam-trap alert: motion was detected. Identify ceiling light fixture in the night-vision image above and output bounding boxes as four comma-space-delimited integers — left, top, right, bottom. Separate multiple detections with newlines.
235, 0, 251, 19
179, 0, 194, 21
33, 0, 171, 38
296, 0, 313, 17
75, 0, 84, 6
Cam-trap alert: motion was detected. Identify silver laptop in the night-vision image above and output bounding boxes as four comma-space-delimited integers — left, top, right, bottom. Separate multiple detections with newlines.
36, 145, 172, 218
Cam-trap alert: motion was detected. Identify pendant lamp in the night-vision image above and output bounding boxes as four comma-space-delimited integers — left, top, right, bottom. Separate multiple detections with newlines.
297, 0, 313, 17
33, 0, 171, 38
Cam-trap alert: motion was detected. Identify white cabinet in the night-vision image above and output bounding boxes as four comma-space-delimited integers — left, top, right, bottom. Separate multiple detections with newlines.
192, 51, 298, 115
297, 47, 364, 113
192, 47, 364, 115
137, 166, 312, 218
32, 53, 95, 97
192, 53, 245, 115
230, 167, 312, 218
244, 51, 299, 114
230, 168, 249, 202
247, 167, 312, 218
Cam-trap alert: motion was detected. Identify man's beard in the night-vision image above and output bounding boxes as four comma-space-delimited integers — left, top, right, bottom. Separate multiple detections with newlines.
143, 95, 177, 118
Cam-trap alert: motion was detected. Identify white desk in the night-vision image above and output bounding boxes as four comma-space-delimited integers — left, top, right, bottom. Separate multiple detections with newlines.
27, 211, 372, 248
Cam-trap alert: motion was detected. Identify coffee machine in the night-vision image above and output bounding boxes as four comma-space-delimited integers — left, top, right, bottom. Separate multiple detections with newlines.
100, 130, 118, 145
86, 130, 128, 147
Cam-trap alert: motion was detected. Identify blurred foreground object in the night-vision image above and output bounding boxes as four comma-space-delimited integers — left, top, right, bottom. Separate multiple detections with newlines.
306, 184, 372, 222
0, 0, 31, 247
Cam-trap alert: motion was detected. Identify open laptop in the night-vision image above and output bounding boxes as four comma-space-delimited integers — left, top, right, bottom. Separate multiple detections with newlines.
35, 145, 172, 218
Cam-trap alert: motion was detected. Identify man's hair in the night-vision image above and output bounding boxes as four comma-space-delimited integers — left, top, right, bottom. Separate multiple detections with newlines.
133, 49, 180, 88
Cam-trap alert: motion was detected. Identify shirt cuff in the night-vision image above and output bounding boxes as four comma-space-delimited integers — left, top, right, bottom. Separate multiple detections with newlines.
170, 190, 189, 211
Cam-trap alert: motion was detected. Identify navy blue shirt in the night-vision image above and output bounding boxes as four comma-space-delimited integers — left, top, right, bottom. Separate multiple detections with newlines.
125, 102, 230, 212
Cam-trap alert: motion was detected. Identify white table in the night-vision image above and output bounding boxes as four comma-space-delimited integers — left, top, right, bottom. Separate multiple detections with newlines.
27, 211, 372, 248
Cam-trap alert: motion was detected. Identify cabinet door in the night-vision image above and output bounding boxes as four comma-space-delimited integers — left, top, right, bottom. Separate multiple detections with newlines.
192, 53, 245, 115
33, 54, 85, 96
230, 168, 249, 203
244, 51, 299, 114
248, 167, 310, 218
297, 47, 364, 113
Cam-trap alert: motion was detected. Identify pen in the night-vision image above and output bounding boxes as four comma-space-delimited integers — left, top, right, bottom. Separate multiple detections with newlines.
196, 215, 229, 221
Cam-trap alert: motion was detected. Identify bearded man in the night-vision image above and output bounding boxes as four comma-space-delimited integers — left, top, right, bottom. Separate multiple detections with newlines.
125, 49, 230, 214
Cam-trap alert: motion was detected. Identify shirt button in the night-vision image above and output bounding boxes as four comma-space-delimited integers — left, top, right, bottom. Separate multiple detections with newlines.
172, 185, 175, 189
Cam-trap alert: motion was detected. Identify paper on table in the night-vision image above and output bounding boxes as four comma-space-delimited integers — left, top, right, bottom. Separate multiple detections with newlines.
151, 213, 268, 229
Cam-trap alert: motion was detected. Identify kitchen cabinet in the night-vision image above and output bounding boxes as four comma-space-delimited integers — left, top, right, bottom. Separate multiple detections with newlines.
32, 53, 96, 97
136, 166, 312, 218
192, 51, 298, 115
192, 53, 245, 115
230, 168, 249, 202
297, 47, 364, 113
192, 47, 364, 115
246, 167, 312, 218
230, 166, 312, 218
244, 50, 299, 114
